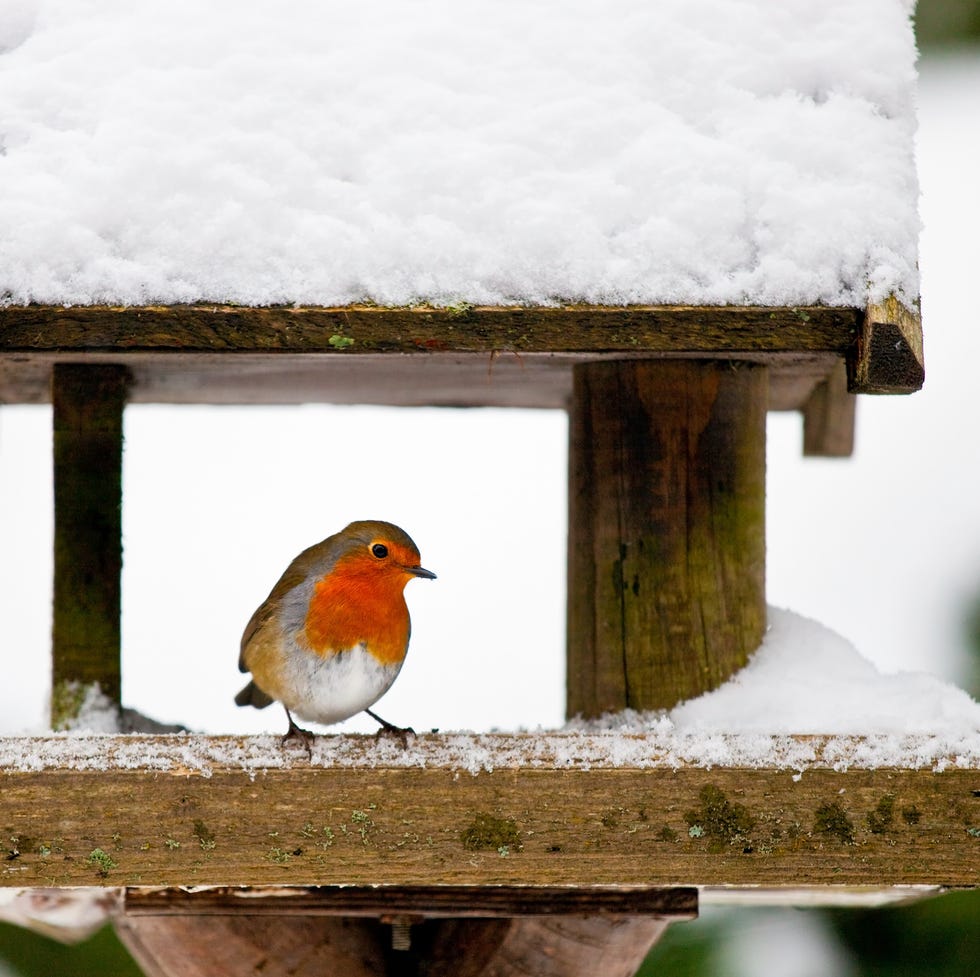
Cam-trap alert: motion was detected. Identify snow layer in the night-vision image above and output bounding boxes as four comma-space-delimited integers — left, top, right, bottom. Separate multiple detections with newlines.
0, 0, 919, 308
3, 610, 978, 773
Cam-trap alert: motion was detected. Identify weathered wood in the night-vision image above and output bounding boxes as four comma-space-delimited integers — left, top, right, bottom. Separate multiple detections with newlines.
849, 297, 924, 394
0, 303, 862, 355
0, 304, 859, 410
122, 885, 697, 918
418, 916, 674, 977
115, 914, 387, 977
802, 361, 856, 457
567, 361, 767, 716
115, 911, 676, 977
118, 886, 692, 977
0, 348, 844, 411
2, 735, 977, 890
51, 364, 129, 723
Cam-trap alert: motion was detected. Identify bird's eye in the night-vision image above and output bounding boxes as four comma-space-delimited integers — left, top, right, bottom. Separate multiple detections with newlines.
371, 543, 389, 559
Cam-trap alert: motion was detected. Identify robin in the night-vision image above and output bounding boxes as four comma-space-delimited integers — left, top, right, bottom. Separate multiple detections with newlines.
235, 520, 435, 746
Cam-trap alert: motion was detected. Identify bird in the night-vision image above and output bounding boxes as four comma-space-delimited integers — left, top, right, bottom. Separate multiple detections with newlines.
235, 519, 435, 747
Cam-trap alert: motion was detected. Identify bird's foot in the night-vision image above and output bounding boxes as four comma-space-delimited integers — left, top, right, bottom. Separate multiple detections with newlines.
281, 710, 315, 756
366, 709, 416, 749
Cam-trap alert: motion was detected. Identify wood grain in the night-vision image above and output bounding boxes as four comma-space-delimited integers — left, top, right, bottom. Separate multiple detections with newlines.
0, 303, 860, 355
51, 364, 129, 720
114, 911, 677, 977
2, 746, 977, 889
802, 361, 856, 457
122, 885, 698, 918
115, 914, 388, 977
0, 304, 857, 409
849, 297, 924, 394
567, 362, 767, 716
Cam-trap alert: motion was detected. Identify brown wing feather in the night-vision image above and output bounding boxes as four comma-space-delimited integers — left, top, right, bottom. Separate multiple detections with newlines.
238, 537, 340, 672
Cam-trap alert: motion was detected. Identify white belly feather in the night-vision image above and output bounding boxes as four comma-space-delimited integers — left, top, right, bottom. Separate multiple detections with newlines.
277, 642, 403, 726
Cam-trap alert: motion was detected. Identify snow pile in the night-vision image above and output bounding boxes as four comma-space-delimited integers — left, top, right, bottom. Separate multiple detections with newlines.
669, 608, 980, 737
51, 681, 120, 734
0, 0, 919, 308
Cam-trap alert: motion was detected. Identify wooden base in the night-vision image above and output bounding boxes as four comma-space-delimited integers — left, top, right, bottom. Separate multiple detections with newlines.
115, 912, 678, 977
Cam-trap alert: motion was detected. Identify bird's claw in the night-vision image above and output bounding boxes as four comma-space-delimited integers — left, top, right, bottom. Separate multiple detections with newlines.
374, 723, 416, 748
366, 708, 415, 748
281, 711, 315, 756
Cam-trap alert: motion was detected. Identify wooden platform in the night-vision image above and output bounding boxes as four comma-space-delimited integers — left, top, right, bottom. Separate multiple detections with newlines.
2, 734, 975, 893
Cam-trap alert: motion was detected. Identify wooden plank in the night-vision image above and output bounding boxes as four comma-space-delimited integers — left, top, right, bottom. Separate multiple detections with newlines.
0, 303, 861, 355
567, 362, 767, 716
50, 364, 129, 724
802, 361, 856, 457
1, 735, 977, 890
123, 885, 698, 918
0, 304, 858, 409
849, 297, 924, 394
0, 349, 843, 411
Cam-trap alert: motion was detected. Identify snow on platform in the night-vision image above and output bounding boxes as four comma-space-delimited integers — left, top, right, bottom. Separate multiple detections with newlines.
0, 0, 919, 309
3, 612, 978, 774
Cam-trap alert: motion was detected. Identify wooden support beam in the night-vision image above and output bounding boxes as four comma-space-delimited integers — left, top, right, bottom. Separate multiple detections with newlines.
117, 886, 695, 977
567, 361, 767, 717
114, 911, 679, 977
0, 303, 858, 412
802, 362, 856, 457
849, 297, 924, 394
0, 303, 862, 356
2, 735, 976, 890
51, 364, 129, 725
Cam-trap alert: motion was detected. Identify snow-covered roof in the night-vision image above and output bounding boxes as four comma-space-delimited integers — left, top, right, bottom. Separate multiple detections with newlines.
0, 0, 919, 309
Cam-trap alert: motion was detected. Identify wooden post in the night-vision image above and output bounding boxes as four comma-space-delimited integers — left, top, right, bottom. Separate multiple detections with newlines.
567, 360, 767, 717
802, 362, 856, 458
51, 363, 129, 726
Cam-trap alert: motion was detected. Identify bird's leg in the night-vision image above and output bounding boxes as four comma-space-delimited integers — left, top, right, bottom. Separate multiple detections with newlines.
365, 708, 415, 747
281, 708, 315, 755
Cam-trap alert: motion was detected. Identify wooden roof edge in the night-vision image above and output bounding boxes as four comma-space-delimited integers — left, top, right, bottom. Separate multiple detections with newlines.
850, 295, 924, 394
0, 301, 862, 356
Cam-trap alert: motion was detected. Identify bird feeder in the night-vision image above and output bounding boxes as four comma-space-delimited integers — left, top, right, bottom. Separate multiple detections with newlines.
1, 4, 965, 977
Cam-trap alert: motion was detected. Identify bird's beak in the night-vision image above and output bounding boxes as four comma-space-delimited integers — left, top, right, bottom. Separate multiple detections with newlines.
407, 564, 437, 580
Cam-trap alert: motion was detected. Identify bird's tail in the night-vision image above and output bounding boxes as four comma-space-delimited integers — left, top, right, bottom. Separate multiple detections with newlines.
234, 680, 274, 710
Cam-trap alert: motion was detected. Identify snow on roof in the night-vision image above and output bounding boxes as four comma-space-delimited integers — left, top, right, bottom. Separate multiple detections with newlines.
0, 1, 919, 309
3, 611, 978, 773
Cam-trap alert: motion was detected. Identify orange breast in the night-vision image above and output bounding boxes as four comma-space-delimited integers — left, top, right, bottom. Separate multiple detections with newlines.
304, 564, 411, 665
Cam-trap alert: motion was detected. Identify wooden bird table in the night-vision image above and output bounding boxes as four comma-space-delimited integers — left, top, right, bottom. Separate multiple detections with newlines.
0, 298, 936, 977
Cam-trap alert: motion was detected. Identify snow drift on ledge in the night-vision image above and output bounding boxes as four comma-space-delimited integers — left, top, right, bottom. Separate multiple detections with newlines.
0, 0, 919, 309
2, 609, 978, 774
